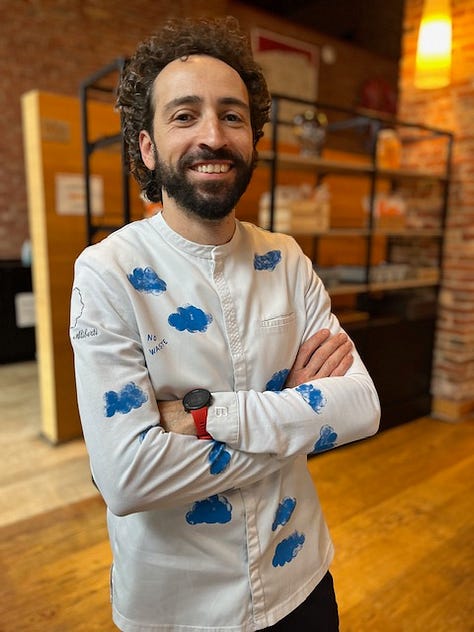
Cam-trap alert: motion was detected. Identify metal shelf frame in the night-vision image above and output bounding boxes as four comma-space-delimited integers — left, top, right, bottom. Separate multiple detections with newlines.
263, 93, 454, 296
79, 57, 129, 245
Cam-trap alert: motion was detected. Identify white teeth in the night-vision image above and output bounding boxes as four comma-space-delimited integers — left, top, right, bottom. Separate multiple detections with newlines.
196, 164, 230, 173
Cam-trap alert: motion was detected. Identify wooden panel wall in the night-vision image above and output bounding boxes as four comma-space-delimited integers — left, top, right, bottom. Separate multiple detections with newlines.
21, 90, 143, 443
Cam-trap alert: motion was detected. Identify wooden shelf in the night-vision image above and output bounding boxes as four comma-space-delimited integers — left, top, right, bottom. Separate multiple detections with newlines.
372, 228, 443, 238
284, 227, 443, 238
368, 278, 439, 292
258, 150, 448, 182
326, 277, 439, 296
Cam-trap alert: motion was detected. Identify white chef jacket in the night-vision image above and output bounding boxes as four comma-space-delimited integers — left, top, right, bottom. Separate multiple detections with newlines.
70, 212, 380, 631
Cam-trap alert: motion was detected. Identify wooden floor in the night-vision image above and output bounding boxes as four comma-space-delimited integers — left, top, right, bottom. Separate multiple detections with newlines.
1, 361, 473, 631
0, 361, 95, 527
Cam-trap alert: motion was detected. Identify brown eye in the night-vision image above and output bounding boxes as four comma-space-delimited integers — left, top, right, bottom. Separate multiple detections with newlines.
172, 111, 196, 124
223, 112, 245, 125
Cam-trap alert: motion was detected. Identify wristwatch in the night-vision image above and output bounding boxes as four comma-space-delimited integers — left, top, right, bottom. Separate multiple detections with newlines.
183, 388, 213, 440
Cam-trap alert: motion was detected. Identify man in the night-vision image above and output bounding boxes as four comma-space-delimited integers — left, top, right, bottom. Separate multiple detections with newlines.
70, 16, 380, 631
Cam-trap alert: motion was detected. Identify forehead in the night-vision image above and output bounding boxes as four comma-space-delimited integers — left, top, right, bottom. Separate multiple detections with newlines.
152, 55, 249, 109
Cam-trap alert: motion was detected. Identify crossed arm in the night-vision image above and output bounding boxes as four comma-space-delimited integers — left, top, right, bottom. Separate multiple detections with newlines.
158, 328, 353, 435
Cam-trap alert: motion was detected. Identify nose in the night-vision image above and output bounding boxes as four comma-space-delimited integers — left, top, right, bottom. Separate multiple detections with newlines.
198, 114, 227, 150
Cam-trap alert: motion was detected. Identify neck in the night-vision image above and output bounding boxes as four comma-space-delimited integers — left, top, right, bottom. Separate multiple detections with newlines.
160, 197, 236, 246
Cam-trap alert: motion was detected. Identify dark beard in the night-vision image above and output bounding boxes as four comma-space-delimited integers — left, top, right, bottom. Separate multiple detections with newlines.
152, 147, 256, 221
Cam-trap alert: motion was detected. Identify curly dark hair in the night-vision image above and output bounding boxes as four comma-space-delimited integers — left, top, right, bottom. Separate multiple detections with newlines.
116, 15, 271, 203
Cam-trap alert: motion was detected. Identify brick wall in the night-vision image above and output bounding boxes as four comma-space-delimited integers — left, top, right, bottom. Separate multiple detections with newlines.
0, 0, 223, 260
0, 0, 397, 260
399, 0, 474, 418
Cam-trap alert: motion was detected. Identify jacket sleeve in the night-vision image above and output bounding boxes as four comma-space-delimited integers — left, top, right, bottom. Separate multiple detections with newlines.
207, 258, 381, 456
70, 252, 294, 517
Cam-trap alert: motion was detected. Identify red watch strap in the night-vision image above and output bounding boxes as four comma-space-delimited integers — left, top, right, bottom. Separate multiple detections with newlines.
191, 407, 212, 440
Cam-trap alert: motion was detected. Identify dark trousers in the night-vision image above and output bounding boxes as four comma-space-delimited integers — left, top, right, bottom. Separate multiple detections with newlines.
265, 571, 339, 631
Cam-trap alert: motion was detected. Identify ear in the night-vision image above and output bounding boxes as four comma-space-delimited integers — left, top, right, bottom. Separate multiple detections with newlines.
139, 130, 156, 170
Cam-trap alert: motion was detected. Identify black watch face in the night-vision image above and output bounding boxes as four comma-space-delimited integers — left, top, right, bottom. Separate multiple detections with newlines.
183, 388, 212, 411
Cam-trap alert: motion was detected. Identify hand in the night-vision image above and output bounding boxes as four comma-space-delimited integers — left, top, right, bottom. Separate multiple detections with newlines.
157, 400, 196, 435
284, 329, 353, 388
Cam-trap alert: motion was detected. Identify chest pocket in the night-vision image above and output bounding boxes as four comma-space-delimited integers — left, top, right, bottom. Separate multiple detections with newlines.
260, 312, 296, 335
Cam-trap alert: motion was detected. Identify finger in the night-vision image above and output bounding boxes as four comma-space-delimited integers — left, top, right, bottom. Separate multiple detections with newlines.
329, 351, 354, 377
303, 332, 349, 374
314, 340, 353, 378
293, 329, 330, 370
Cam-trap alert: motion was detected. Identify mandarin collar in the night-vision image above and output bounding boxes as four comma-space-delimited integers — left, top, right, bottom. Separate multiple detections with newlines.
150, 211, 241, 260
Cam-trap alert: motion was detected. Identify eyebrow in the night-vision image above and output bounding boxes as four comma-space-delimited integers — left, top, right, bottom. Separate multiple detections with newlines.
163, 95, 250, 113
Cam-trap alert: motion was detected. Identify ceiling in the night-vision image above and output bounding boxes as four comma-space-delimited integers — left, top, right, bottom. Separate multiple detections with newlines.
241, 0, 405, 61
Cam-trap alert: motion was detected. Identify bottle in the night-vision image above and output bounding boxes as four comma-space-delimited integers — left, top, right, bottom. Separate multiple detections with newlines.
376, 128, 402, 169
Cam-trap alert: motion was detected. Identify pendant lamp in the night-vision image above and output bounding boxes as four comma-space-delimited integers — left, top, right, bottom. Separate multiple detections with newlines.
415, 0, 452, 89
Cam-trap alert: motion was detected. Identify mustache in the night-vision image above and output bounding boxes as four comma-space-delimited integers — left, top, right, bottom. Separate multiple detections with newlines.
179, 148, 245, 167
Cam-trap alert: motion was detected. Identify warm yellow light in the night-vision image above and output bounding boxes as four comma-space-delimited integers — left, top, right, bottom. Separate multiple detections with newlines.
415, 0, 452, 89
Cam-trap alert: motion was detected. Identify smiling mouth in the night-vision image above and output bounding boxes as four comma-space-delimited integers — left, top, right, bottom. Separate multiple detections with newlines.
194, 163, 232, 174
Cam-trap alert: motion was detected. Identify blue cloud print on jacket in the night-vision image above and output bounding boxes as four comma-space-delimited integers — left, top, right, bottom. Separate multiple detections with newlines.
127, 267, 167, 294
254, 250, 282, 271
266, 369, 290, 392
186, 494, 232, 525
272, 497, 296, 531
295, 383, 327, 413
209, 441, 231, 475
272, 531, 305, 567
168, 305, 213, 333
312, 425, 338, 453
104, 382, 148, 417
